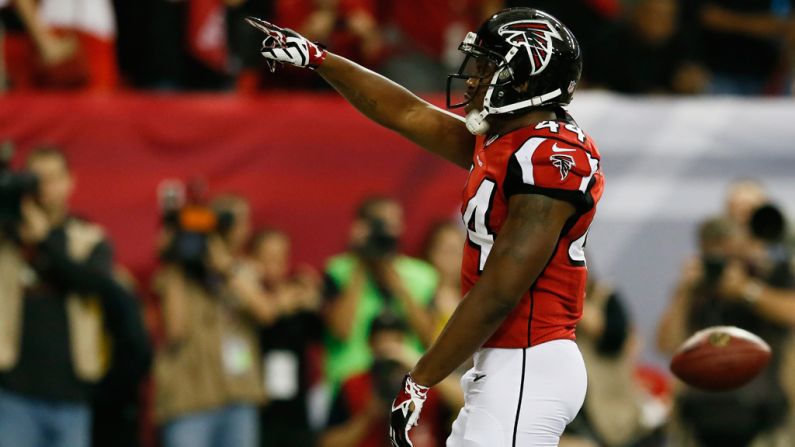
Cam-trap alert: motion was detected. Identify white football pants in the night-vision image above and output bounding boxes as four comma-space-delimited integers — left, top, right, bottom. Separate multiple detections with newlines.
446, 340, 587, 447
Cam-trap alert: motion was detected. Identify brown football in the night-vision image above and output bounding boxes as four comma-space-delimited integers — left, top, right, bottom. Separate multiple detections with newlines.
670, 326, 771, 391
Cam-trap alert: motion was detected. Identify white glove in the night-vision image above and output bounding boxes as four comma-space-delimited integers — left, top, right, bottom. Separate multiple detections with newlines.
389, 374, 430, 447
245, 16, 328, 71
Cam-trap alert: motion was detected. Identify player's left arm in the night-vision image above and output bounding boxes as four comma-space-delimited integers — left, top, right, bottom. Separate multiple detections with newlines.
413, 193, 575, 386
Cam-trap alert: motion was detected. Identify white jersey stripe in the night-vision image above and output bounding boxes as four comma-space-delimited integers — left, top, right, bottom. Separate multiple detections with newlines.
579, 151, 599, 192
514, 137, 547, 186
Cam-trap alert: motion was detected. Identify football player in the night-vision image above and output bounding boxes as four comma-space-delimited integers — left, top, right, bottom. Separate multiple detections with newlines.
247, 7, 604, 447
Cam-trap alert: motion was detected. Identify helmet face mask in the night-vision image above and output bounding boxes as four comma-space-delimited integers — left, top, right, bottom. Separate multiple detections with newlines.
446, 35, 514, 110
445, 7, 582, 132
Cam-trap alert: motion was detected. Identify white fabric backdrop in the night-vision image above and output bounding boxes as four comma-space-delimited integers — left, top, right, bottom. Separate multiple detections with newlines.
568, 92, 795, 365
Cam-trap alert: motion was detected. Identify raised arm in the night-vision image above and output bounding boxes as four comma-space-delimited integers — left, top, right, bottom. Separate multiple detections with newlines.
316, 54, 474, 167
246, 17, 475, 168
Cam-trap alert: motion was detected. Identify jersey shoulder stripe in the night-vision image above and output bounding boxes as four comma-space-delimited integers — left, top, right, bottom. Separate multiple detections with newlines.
504, 134, 600, 211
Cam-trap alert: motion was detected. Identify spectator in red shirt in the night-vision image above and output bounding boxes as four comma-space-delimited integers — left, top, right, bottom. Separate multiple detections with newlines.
319, 312, 463, 447
378, 0, 499, 91
278, 0, 383, 64
0, 0, 118, 91
243, 0, 383, 91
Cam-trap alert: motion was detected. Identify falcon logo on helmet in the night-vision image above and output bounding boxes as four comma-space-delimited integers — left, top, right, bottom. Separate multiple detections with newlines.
498, 21, 562, 75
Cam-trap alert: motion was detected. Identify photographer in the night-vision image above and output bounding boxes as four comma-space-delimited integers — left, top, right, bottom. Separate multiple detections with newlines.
319, 312, 462, 447
564, 277, 669, 447
153, 194, 276, 447
657, 215, 795, 447
0, 147, 150, 447
322, 196, 438, 394
252, 228, 323, 447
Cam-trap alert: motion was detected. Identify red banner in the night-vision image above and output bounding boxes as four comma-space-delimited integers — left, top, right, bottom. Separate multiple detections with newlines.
0, 93, 467, 281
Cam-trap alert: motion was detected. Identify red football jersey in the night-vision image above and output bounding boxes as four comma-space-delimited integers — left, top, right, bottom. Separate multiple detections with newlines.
460, 119, 604, 348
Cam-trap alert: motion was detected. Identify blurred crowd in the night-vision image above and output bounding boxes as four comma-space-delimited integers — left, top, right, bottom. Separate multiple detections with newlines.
3, 143, 795, 447
0, 0, 794, 95
1, 145, 472, 447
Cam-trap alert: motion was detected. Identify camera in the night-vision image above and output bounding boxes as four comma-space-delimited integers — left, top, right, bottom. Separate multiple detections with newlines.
371, 357, 405, 403
0, 142, 39, 227
357, 217, 398, 259
701, 256, 727, 286
750, 203, 793, 286
700, 203, 791, 290
749, 203, 786, 244
158, 179, 234, 277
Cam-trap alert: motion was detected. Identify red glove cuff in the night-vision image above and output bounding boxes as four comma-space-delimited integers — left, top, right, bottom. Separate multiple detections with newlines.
307, 43, 328, 69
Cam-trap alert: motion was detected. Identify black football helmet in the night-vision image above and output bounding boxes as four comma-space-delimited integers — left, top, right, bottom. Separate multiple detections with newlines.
446, 8, 582, 133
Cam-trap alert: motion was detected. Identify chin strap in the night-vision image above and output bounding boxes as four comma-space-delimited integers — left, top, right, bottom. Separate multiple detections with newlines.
466, 110, 490, 135
466, 87, 564, 136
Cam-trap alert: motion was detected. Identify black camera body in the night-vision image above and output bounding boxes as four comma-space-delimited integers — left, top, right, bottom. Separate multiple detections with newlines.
750, 204, 786, 244
358, 217, 399, 259
0, 143, 38, 226
701, 256, 727, 286
701, 203, 791, 289
370, 357, 405, 403
159, 180, 234, 277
